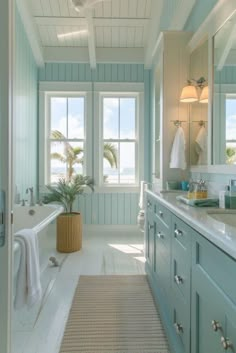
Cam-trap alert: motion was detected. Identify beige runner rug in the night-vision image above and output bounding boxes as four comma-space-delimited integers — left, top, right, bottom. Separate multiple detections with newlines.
59, 275, 169, 353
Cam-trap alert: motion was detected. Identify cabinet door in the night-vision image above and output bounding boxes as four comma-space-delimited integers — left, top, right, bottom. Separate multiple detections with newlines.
192, 267, 225, 353
153, 221, 170, 293
224, 306, 236, 353
145, 204, 154, 268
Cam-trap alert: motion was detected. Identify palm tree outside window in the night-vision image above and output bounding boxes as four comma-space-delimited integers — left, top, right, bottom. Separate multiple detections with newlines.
49, 95, 118, 183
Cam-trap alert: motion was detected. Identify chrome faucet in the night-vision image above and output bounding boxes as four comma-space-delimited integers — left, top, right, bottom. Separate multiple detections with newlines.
26, 187, 35, 206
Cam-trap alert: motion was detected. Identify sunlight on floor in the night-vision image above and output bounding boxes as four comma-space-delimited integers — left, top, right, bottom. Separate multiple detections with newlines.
134, 256, 146, 263
109, 243, 144, 254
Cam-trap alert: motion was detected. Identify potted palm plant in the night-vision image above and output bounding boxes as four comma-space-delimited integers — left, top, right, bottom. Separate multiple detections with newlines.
44, 175, 94, 253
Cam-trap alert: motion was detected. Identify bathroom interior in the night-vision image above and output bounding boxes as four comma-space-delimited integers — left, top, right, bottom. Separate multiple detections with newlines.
1, 0, 236, 352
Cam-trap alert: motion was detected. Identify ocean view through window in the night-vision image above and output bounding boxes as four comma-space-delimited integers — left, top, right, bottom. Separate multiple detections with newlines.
102, 96, 137, 185
49, 95, 85, 183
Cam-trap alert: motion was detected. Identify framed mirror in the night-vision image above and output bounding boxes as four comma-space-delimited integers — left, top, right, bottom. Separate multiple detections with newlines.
213, 11, 236, 165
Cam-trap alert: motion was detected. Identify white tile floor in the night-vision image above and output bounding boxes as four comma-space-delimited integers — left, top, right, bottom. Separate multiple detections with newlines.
12, 226, 145, 353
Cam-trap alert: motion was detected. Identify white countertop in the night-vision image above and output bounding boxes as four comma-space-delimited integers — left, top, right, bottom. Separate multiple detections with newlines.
147, 189, 236, 261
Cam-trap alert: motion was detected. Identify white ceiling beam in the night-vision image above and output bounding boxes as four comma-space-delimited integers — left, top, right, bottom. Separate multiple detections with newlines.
43, 47, 144, 64
188, 0, 236, 53
216, 24, 236, 70
34, 17, 149, 27
85, 11, 96, 69
169, 0, 196, 30
16, 0, 44, 67
144, 0, 164, 68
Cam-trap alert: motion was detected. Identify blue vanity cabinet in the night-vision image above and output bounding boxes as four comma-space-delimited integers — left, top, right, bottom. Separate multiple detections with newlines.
153, 205, 171, 315
170, 215, 192, 353
144, 191, 236, 353
191, 231, 236, 353
145, 193, 155, 269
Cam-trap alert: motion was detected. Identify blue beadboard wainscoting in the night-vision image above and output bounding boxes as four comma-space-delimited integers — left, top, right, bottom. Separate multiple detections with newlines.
77, 193, 139, 225
39, 63, 150, 225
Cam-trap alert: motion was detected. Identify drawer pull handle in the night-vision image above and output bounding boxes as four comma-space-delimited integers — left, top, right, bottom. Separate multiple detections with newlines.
174, 229, 183, 237
174, 275, 183, 284
211, 320, 221, 332
157, 232, 164, 239
147, 201, 152, 207
221, 337, 232, 350
148, 224, 154, 230
159, 210, 163, 217
174, 323, 183, 334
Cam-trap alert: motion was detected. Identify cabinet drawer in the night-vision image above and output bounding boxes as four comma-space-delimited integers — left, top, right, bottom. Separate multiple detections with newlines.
193, 231, 236, 305
172, 215, 191, 251
154, 202, 171, 229
172, 297, 190, 353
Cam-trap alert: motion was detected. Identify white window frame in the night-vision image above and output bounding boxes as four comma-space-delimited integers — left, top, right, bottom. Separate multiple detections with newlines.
94, 83, 144, 192
39, 82, 92, 190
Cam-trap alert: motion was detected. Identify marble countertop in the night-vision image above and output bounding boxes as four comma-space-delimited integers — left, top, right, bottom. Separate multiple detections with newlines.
146, 189, 236, 260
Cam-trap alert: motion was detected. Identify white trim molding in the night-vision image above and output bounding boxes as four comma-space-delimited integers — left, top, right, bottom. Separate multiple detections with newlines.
144, 0, 164, 68
16, 0, 44, 66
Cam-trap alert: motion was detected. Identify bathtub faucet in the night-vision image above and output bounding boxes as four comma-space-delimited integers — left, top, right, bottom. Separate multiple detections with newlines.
26, 187, 35, 206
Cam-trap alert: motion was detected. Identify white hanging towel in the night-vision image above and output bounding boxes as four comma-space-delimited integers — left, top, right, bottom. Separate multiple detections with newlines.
169, 126, 186, 170
195, 126, 207, 165
138, 180, 146, 210
14, 229, 42, 310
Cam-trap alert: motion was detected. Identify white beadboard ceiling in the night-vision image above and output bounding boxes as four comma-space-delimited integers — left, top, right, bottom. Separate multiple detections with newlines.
23, 0, 197, 67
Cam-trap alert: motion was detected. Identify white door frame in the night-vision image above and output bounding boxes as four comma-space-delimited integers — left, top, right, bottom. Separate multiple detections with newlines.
0, 0, 14, 352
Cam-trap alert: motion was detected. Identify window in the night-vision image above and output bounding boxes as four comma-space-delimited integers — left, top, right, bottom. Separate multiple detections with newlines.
100, 94, 140, 186
39, 82, 143, 191
48, 94, 85, 183
226, 95, 236, 164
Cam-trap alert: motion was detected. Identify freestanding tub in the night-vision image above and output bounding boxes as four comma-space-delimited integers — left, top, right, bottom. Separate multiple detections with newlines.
14, 204, 63, 285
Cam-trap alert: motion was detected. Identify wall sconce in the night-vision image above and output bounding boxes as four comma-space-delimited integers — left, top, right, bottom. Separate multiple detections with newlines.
180, 77, 208, 103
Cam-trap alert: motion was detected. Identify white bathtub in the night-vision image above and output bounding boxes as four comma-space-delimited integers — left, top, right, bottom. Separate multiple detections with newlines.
14, 204, 63, 233
14, 204, 63, 285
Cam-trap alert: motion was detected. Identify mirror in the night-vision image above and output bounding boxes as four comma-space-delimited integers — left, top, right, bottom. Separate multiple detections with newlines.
213, 11, 236, 165
189, 40, 208, 166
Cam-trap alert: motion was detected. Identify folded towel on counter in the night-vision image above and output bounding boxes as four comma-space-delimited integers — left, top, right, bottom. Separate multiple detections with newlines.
176, 195, 219, 207
14, 229, 42, 310
195, 126, 207, 165
170, 126, 186, 170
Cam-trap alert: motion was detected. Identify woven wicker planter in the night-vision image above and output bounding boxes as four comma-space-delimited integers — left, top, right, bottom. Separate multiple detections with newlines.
56, 212, 82, 253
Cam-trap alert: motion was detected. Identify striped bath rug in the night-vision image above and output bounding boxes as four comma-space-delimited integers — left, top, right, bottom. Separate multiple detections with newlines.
59, 275, 169, 353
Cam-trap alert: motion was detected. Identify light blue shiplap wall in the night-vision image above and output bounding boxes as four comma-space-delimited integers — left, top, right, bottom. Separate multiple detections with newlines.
15, 8, 38, 197
39, 63, 150, 224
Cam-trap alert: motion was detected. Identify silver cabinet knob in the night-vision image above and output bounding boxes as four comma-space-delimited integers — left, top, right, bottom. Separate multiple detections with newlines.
211, 320, 221, 332
157, 232, 164, 239
174, 323, 183, 334
159, 210, 163, 217
147, 201, 152, 207
174, 275, 183, 284
221, 337, 231, 350
174, 229, 183, 237
148, 224, 154, 230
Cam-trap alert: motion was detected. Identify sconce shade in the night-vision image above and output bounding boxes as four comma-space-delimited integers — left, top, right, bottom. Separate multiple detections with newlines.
180, 85, 198, 102
199, 86, 208, 103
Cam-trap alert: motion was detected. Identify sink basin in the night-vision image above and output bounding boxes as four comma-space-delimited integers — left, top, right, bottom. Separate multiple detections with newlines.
207, 210, 236, 228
